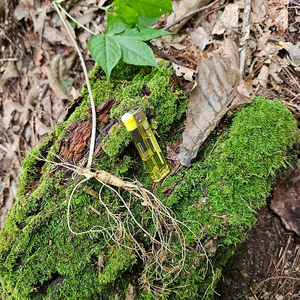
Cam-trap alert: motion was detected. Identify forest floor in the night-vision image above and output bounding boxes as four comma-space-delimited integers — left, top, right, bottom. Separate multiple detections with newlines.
1, 0, 300, 299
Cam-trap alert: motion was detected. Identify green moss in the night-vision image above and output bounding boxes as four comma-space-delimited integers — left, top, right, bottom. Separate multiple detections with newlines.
0, 63, 297, 300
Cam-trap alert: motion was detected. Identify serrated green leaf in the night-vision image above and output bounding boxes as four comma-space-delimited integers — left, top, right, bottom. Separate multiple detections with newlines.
119, 27, 171, 41
111, 36, 159, 68
88, 34, 121, 79
124, 0, 173, 18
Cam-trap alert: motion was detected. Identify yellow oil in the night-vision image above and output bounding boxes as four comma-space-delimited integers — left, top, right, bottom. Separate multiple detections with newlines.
130, 119, 169, 182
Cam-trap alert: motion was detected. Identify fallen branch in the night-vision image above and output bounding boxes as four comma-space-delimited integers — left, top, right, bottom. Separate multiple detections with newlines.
239, 0, 251, 75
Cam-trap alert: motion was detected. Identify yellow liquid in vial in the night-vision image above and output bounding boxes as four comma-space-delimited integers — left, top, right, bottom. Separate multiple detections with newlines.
130, 120, 169, 182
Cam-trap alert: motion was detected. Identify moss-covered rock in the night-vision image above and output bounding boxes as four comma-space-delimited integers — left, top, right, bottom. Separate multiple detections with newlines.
0, 60, 297, 300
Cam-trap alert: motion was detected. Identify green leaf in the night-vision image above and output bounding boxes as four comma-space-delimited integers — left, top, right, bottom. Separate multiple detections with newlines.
113, 5, 138, 26
120, 27, 171, 41
111, 36, 159, 68
138, 15, 160, 27
123, 0, 173, 18
106, 15, 128, 35
116, 27, 171, 41
88, 34, 121, 79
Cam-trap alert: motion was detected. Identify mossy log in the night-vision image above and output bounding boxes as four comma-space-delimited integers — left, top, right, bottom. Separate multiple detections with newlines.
0, 63, 298, 300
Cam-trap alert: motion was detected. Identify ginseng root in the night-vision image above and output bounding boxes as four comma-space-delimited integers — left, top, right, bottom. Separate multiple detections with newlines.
33, 154, 212, 294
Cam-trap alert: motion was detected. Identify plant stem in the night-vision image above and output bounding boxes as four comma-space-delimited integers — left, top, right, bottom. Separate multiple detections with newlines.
57, 3, 96, 36
53, 1, 97, 168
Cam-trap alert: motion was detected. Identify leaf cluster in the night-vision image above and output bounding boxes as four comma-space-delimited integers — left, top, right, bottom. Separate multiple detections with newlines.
88, 0, 173, 79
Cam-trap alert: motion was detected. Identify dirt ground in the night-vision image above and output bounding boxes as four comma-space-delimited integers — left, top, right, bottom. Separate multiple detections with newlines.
215, 168, 300, 299
216, 206, 300, 300
1, 0, 300, 299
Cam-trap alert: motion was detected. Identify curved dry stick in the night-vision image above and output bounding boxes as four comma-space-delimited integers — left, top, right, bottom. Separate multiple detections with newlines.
53, 2, 96, 168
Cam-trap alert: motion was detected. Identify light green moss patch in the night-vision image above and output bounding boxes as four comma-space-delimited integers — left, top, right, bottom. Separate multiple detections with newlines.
0, 62, 297, 300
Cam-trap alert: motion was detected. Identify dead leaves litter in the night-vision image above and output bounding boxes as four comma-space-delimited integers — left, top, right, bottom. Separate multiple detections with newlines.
47, 54, 74, 100
179, 56, 239, 166
0, 62, 19, 93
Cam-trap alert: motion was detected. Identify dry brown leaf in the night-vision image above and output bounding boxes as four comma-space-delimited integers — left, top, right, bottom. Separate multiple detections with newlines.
75, 9, 96, 27
212, 4, 239, 35
43, 24, 72, 47
68, 0, 97, 16
30, 4, 49, 35
257, 65, 269, 88
35, 49, 44, 66
59, 11, 76, 46
98, 0, 107, 7
172, 63, 195, 81
220, 4, 239, 29
14, 0, 34, 21
64, 51, 78, 70
278, 41, 300, 66
265, 0, 288, 35
271, 170, 300, 236
236, 79, 254, 100
191, 26, 211, 50
0, 62, 19, 93
2, 100, 25, 129
78, 30, 93, 50
251, 0, 266, 23
179, 56, 239, 166
221, 38, 239, 71
70, 87, 81, 100
34, 116, 52, 137
169, 0, 212, 33
47, 54, 74, 99
212, 20, 225, 35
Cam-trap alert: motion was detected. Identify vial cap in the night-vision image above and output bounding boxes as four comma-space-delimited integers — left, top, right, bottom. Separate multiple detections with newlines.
121, 113, 137, 131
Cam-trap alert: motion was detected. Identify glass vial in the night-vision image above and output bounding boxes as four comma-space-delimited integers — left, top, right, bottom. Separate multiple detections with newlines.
122, 108, 169, 182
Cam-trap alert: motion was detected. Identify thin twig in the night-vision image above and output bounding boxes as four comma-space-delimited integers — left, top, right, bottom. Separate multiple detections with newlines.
273, 235, 292, 274
53, 1, 96, 168
57, 4, 97, 35
283, 65, 300, 92
239, 0, 251, 75
0, 144, 9, 152
0, 29, 24, 52
194, 0, 228, 28
163, 0, 220, 31
250, 287, 259, 300
149, 44, 187, 67
39, 19, 45, 50
253, 276, 300, 294
0, 58, 18, 62
0, 124, 13, 144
